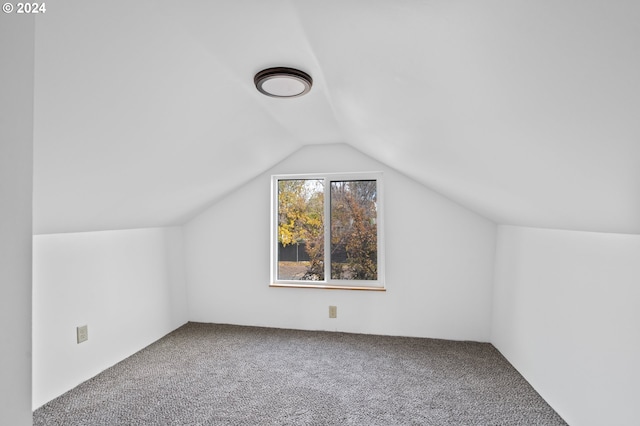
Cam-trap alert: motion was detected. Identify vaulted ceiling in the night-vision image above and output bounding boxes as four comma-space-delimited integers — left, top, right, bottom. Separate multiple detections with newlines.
33, 0, 640, 235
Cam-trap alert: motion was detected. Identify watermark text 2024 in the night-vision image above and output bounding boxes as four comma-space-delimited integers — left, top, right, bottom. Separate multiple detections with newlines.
2, 3, 47, 14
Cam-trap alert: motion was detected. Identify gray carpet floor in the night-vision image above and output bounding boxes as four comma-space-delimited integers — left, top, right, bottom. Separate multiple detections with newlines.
33, 322, 567, 425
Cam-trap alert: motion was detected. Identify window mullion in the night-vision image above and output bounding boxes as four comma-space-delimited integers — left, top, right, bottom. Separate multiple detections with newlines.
323, 177, 331, 283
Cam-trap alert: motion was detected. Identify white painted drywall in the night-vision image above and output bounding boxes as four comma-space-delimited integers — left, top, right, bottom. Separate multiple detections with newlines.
0, 13, 35, 426
184, 144, 496, 341
492, 225, 640, 426
32, 227, 188, 409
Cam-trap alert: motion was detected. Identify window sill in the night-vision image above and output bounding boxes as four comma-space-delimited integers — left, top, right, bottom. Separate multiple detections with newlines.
270, 282, 386, 291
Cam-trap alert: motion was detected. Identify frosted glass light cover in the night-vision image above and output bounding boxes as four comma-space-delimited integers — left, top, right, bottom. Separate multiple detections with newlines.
262, 77, 306, 97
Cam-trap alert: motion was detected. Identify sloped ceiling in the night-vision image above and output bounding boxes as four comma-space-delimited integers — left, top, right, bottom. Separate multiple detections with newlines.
33, 0, 640, 235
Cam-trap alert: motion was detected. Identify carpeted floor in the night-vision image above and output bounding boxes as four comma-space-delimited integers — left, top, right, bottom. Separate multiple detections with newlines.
33, 322, 567, 425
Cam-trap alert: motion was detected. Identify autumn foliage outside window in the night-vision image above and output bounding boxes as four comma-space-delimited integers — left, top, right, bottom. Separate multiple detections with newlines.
330, 180, 377, 280
277, 179, 325, 280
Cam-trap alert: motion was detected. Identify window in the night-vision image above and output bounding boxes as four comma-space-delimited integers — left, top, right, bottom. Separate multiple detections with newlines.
271, 172, 384, 290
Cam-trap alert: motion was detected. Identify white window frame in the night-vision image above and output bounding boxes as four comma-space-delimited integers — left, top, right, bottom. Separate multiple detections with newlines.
270, 172, 385, 291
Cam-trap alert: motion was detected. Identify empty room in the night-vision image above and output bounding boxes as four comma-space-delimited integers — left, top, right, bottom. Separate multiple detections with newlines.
1, 0, 639, 425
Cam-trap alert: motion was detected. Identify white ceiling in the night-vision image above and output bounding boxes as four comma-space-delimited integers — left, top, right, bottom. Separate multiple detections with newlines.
33, 0, 640, 235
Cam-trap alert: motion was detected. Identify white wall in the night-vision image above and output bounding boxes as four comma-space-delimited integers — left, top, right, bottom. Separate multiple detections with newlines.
492, 225, 640, 426
0, 13, 35, 426
32, 227, 188, 409
185, 144, 496, 341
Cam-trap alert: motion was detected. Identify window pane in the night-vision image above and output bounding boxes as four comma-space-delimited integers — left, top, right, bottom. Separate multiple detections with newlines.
277, 179, 324, 280
330, 180, 378, 280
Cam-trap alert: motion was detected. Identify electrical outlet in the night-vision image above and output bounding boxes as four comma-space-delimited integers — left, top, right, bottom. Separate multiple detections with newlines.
77, 325, 88, 344
329, 305, 337, 319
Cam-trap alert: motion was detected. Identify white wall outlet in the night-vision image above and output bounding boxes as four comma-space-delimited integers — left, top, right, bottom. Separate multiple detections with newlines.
77, 325, 88, 344
329, 305, 337, 319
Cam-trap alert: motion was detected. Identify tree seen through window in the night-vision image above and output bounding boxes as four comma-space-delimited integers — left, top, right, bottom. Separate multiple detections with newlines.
277, 178, 378, 282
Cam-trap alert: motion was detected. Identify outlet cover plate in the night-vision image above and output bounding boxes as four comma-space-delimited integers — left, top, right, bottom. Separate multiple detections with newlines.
329, 306, 337, 319
77, 325, 88, 343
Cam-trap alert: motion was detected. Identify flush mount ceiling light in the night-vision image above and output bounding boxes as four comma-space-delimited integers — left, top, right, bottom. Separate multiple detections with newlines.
254, 67, 313, 98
